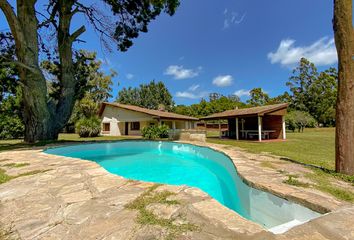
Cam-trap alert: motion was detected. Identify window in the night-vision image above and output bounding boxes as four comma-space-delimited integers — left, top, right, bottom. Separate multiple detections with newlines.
130, 122, 140, 130
103, 123, 110, 132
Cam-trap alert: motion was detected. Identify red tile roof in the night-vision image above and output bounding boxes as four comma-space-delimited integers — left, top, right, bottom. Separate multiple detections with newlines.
99, 102, 198, 121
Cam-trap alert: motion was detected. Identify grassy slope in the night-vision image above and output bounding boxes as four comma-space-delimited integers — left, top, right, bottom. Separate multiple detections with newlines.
207, 128, 335, 170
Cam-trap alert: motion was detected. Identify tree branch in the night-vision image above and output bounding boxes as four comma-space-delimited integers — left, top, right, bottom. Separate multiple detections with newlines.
2, 61, 37, 74
70, 25, 86, 42
37, 3, 59, 29
0, 0, 24, 49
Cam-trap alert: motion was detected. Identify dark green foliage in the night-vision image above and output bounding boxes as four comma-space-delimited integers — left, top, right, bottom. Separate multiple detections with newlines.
75, 116, 101, 138
39, 50, 115, 133
0, 115, 24, 139
103, 0, 180, 51
285, 111, 317, 132
247, 88, 270, 106
141, 125, 169, 139
173, 94, 244, 118
117, 80, 174, 110
159, 124, 169, 138
0, 34, 24, 139
287, 58, 337, 126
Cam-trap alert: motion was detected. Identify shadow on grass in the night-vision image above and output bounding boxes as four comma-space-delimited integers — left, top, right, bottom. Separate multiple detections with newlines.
0, 140, 72, 152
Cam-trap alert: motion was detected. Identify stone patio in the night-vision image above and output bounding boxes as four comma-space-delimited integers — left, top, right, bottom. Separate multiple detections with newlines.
0, 141, 354, 239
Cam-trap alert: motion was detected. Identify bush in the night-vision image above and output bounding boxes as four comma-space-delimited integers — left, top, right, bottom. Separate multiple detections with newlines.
0, 115, 24, 139
285, 111, 317, 132
158, 124, 169, 138
141, 124, 170, 139
75, 116, 101, 137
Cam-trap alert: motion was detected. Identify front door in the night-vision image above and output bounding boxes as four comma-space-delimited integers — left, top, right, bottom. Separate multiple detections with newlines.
125, 122, 129, 135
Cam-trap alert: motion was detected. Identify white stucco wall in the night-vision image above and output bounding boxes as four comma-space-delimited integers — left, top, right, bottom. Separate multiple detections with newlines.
100, 105, 196, 136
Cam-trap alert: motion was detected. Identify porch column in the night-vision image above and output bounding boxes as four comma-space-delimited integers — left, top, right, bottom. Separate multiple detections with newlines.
282, 115, 286, 140
185, 121, 189, 129
235, 117, 239, 140
219, 120, 222, 139
258, 116, 262, 142
172, 121, 176, 130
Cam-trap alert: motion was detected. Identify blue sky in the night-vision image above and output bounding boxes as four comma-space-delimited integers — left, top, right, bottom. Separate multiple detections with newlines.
0, 0, 338, 105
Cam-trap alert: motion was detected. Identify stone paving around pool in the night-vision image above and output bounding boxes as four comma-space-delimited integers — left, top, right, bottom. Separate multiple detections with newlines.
0, 141, 354, 240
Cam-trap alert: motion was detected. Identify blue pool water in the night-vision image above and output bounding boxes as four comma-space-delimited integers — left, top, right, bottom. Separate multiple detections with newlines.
45, 141, 321, 232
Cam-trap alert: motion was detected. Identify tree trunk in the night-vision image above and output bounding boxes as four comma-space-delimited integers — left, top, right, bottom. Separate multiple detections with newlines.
0, 0, 84, 143
16, 0, 55, 143
333, 0, 354, 174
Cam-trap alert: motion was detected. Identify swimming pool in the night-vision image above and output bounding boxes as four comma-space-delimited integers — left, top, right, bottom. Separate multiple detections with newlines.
45, 141, 321, 233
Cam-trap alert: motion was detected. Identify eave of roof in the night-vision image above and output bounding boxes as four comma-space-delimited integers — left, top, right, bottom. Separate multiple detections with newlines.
200, 103, 289, 120
99, 102, 199, 121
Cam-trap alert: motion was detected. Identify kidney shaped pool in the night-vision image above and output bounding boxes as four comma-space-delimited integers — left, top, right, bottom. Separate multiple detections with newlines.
45, 141, 321, 233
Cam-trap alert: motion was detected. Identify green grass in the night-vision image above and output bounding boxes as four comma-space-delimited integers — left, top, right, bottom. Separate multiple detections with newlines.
282, 174, 310, 188
0, 168, 51, 185
306, 169, 354, 202
2, 163, 30, 168
207, 128, 335, 170
0, 134, 138, 152
0, 168, 12, 184
125, 184, 199, 239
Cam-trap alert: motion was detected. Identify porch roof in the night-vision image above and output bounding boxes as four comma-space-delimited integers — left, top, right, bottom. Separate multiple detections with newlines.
200, 103, 288, 120
99, 102, 199, 121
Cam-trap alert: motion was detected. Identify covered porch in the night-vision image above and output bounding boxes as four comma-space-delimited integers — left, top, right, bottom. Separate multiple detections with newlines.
200, 103, 288, 142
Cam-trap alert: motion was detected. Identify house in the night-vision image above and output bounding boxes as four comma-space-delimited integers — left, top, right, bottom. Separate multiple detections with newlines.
98, 102, 199, 136
200, 103, 288, 141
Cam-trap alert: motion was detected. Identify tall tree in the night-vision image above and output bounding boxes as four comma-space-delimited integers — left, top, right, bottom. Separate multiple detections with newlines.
287, 58, 337, 126
287, 58, 318, 112
62, 51, 115, 126
117, 80, 174, 110
247, 88, 270, 106
333, 0, 354, 174
307, 68, 337, 126
0, 0, 179, 143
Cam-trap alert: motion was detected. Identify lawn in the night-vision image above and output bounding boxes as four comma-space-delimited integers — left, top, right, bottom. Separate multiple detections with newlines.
0, 134, 139, 152
0, 129, 336, 170
207, 128, 335, 170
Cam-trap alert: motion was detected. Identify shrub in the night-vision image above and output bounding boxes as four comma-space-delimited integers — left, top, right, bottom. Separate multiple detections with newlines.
285, 111, 317, 132
141, 124, 170, 139
0, 115, 24, 139
158, 124, 169, 138
75, 116, 101, 137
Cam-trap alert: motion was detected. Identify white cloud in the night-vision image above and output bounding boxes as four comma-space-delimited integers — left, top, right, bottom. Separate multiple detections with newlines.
164, 65, 201, 79
188, 84, 200, 91
234, 89, 250, 97
223, 11, 246, 29
126, 73, 134, 79
176, 91, 199, 99
176, 84, 207, 99
212, 75, 233, 87
175, 91, 208, 99
268, 37, 338, 67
